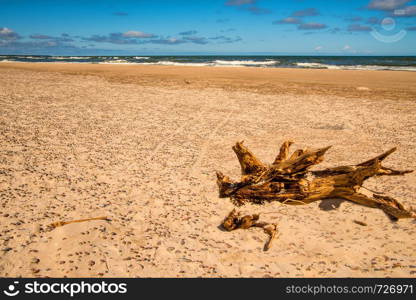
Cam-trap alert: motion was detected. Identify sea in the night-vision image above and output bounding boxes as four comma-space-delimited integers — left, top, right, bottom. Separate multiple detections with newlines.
1, 55, 416, 71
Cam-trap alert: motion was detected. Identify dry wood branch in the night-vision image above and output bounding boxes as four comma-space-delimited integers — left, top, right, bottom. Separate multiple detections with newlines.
353, 220, 368, 226
217, 141, 414, 218
358, 147, 397, 167
273, 140, 293, 165
221, 209, 278, 251
232, 141, 267, 176
312, 148, 412, 178
48, 216, 110, 229
217, 141, 415, 250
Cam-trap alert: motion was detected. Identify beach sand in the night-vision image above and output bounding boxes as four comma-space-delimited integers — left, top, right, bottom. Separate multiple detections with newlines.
0, 62, 415, 277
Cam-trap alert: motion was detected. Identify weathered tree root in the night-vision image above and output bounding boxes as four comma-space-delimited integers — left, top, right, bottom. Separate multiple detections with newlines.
222, 209, 278, 251
218, 141, 415, 250
48, 216, 110, 230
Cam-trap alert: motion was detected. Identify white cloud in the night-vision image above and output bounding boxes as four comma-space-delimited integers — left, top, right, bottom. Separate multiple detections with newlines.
315, 46, 323, 50
122, 31, 155, 38
273, 17, 302, 25
348, 24, 372, 31
298, 22, 327, 30
0, 27, 21, 40
225, 0, 255, 6
0, 27, 13, 34
368, 0, 410, 10
343, 45, 351, 50
393, 5, 416, 16
292, 8, 320, 17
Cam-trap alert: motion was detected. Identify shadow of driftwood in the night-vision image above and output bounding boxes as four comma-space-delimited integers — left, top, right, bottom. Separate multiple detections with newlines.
319, 198, 346, 211
217, 224, 229, 232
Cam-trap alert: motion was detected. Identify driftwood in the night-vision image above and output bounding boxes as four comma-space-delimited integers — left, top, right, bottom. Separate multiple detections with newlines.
217, 141, 415, 250
48, 216, 110, 229
222, 209, 278, 251
353, 220, 368, 226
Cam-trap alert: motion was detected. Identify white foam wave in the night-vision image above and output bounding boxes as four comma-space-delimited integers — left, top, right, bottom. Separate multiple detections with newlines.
68, 56, 91, 59
50, 56, 68, 60
296, 62, 416, 71
50, 56, 91, 60
134, 56, 150, 60
156, 61, 211, 67
23, 56, 44, 59
143, 60, 278, 67
347, 65, 416, 71
135, 61, 212, 67
296, 62, 331, 69
99, 59, 133, 64
214, 60, 278, 66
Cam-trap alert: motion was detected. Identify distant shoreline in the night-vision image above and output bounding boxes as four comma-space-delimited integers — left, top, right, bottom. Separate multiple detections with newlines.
1, 60, 416, 72
0, 60, 416, 72
1, 55, 415, 72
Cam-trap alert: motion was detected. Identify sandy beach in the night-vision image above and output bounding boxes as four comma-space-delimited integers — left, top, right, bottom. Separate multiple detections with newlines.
0, 62, 415, 278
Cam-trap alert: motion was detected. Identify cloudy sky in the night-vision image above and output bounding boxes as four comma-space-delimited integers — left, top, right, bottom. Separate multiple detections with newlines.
1, 0, 415, 55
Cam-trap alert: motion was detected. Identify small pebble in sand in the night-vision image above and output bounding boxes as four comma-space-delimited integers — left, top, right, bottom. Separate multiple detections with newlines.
31, 258, 40, 264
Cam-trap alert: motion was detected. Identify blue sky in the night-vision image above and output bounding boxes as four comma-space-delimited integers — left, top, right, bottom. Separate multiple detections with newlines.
0, 0, 415, 55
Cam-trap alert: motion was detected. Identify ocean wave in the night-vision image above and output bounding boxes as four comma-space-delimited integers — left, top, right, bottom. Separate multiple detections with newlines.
68, 56, 91, 59
99, 59, 134, 64
214, 60, 278, 66
21, 56, 44, 59
2, 55, 414, 71
295, 62, 333, 69
50, 56, 69, 60
295, 62, 416, 71
384, 66, 416, 71
99, 60, 212, 66
344, 65, 416, 71
133, 61, 212, 67
50, 56, 91, 60
156, 61, 211, 67
148, 60, 279, 67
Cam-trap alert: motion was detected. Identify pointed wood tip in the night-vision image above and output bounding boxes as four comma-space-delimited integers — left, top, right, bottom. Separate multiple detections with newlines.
232, 141, 245, 151
381, 147, 398, 159
388, 147, 397, 153
316, 145, 332, 155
